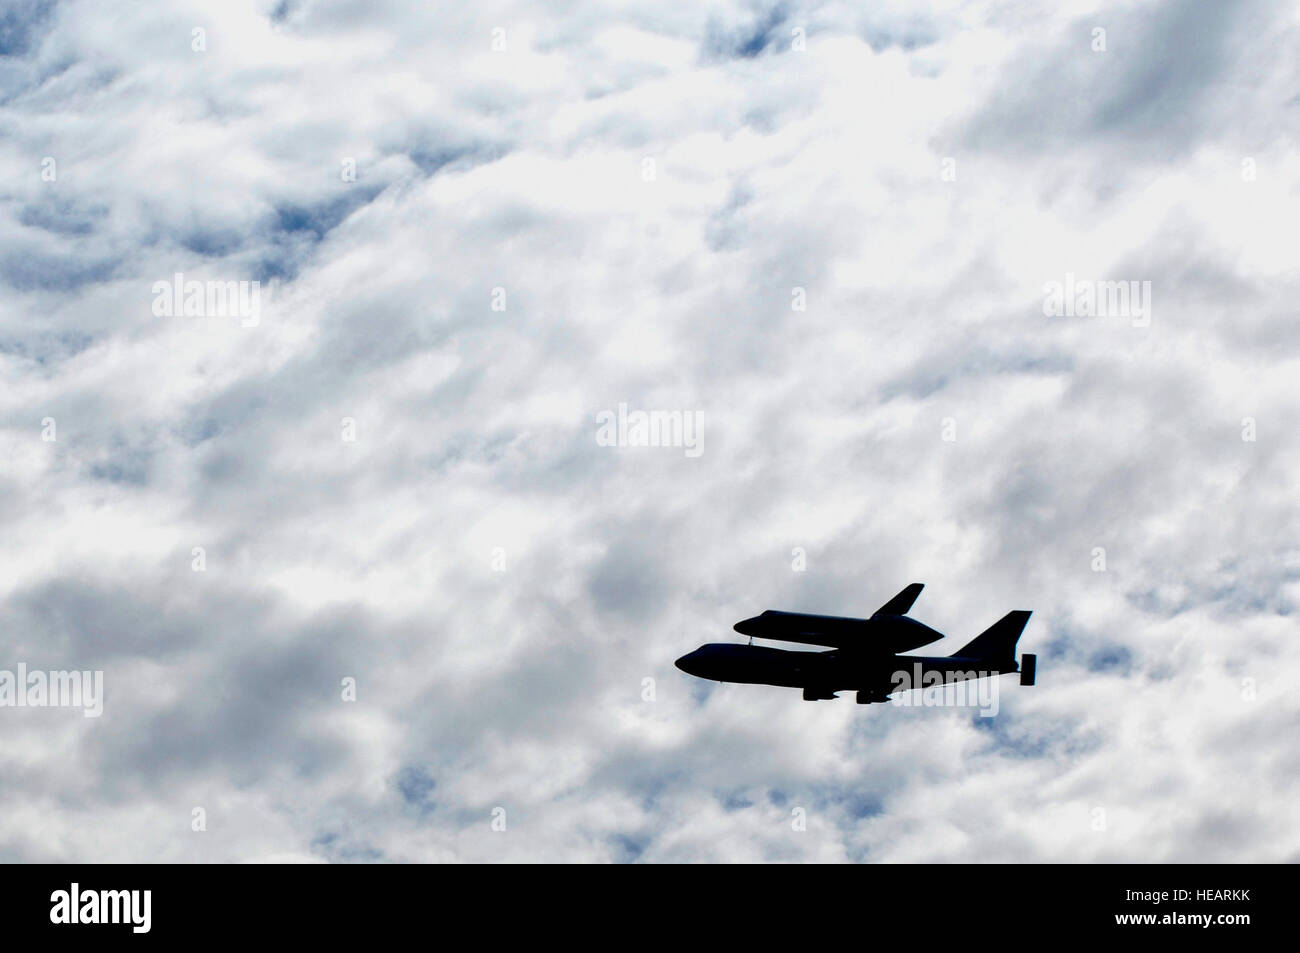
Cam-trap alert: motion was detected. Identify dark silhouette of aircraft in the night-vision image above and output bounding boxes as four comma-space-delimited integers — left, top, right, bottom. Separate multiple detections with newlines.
675, 583, 1035, 703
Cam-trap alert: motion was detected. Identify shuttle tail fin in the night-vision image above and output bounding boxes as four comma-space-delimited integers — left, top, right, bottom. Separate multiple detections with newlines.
873, 583, 924, 618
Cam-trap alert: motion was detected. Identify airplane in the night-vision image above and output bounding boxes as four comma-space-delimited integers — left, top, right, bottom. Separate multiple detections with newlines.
674, 583, 1036, 703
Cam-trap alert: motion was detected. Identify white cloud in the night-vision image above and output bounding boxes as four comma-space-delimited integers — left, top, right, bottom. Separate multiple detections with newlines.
0, 0, 1296, 862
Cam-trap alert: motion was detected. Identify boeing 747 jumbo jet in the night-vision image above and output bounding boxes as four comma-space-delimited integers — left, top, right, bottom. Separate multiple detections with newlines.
675, 584, 1035, 703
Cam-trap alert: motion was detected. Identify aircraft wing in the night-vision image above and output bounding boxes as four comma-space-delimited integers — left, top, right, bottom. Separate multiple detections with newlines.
872, 582, 924, 617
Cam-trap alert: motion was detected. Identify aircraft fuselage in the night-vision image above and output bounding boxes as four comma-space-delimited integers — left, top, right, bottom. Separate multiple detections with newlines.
674, 642, 1020, 701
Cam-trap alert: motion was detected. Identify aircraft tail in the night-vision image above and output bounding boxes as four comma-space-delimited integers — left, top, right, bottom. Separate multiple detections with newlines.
953, 610, 1032, 661
873, 582, 924, 618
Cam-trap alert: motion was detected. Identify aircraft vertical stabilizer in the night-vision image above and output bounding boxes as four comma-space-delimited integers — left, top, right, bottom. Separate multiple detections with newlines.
953, 610, 1032, 661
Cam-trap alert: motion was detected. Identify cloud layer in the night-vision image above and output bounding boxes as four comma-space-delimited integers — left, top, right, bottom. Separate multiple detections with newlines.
0, 0, 1297, 862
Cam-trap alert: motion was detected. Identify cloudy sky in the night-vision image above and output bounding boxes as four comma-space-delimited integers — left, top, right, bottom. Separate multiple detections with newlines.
1, 0, 1297, 863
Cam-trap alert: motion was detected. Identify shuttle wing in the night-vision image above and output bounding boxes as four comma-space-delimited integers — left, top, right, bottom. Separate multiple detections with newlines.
733, 589, 944, 651
733, 610, 868, 646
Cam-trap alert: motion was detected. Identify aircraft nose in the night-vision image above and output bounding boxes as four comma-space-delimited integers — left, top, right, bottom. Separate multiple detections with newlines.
675, 650, 702, 675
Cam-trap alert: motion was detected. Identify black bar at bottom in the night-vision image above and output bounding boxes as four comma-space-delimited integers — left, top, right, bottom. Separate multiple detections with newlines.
0, 863, 1281, 941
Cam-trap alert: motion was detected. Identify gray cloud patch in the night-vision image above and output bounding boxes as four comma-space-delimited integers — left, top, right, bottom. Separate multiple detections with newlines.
0, 0, 55, 58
